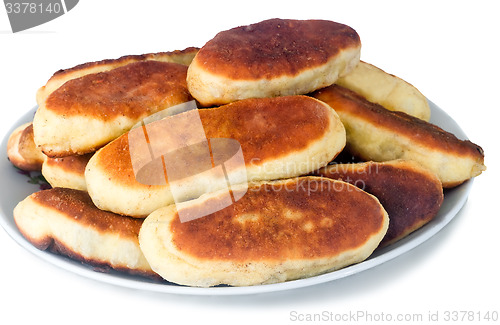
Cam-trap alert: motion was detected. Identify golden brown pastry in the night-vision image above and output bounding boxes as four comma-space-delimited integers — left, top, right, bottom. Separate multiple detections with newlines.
34, 61, 193, 157
311, 85, 485, 187
7, 123, 44, 171
42, 153, 92, 191
314, 160, 443, 246
139, 177, 389, 287
36, 47, 198, 106
187, 18, 361, 106
336, 61, 431, 120
85, 95, 346, 217
13, 188, 158, 279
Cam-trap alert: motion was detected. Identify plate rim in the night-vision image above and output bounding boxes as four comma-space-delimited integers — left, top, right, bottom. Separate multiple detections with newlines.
0, 101, 474, 295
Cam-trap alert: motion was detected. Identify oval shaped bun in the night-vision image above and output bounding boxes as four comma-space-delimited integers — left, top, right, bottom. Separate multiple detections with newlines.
34, 61, 192, 157
14, 188, 157, 279
7, 123, 44, 171
85, 96, 345, 217
311, 85, 485, 187
139, 177, 388, 287
187, 19, 361, 106
336, 61, 431, 121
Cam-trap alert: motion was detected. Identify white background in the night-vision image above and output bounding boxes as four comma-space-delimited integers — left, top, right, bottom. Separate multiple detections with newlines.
0, 0, 498, 324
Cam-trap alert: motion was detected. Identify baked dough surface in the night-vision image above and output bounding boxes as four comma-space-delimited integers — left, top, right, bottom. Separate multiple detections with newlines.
311, 85, 485, 187
85, 96, 345, 217
139, 177, 388, 287
14, 188, 157, 278
187, 18, 361, 106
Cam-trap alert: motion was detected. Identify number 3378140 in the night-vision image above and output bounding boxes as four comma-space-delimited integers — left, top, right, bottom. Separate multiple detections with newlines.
5, 2, 62, 14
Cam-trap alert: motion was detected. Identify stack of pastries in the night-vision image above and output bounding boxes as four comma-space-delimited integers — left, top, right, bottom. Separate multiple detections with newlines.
8, 19, 485, 287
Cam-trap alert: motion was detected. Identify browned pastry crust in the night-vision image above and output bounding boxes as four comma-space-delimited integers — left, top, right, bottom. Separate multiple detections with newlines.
36, 47, 199, 105
187, 19, 361, 106
14, 188, 159, 279
45, 61, 190, 121
51, 47, 199, 79
195, 19, 360, 79
139, 177, 389, 286
86, 95, 345, 217
44, 154, 91, 175
42, 153, 92, 190
169, 179, 385, 261
311, 85, 485, 187
7, 123, 44, 171
98, 96, 335, 186
314, 160, 444, 247
34, 61, 193, 157
29, 188, 142, 239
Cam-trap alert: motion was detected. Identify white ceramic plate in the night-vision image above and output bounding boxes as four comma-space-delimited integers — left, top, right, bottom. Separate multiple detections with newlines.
0, 102, 474, 295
